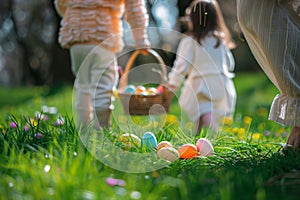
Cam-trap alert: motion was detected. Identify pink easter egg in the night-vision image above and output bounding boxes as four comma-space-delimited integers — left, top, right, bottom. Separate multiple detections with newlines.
156, 85, 164, 94
196, 138, 214, 156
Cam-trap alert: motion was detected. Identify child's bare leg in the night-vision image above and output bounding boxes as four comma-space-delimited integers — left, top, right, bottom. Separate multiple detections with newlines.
287, 126, 300, 150
197, 112, 218, 133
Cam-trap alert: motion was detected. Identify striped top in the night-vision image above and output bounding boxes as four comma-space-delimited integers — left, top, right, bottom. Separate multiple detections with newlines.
54, 0, 149, 52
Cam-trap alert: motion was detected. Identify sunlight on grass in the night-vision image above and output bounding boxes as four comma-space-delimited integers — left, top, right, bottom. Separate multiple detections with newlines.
1, 72, 300, 199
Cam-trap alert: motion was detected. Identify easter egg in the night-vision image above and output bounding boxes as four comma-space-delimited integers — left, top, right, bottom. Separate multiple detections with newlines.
140, 91, 149, 96
119, 133, 141, 150
135, 85, 146, 94
157, 147, 179, 162
157, 141, 172, 150
156, 85, 164, 94
178, 144, 198, 159
124, 85, 136, 94
141, 132, 158, 150
196, 138, 214, 156
147, 87, 157, 95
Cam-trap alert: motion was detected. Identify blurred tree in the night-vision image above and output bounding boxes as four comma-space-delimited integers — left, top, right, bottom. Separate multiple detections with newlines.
0, 0, 73, 86
0, 0, 260, 87
216, 0, 260, 71
0, 0, 23, 86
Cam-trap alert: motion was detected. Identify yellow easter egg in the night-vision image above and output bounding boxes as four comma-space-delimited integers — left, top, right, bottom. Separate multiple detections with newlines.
147, 87, 157, 95
119, 133, 141, 150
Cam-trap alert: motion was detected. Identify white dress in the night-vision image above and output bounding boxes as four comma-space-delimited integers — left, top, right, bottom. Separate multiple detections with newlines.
237, 0, 300, 126
168, 36, 236, 122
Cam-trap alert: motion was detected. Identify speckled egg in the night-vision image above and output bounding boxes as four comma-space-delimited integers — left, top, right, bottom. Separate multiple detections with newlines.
178, 144, 198, 159
157, 147, 179, 162
157, 141, 172, 150
124, 85, 136, 94
135, 85, 146, 94
196, 138, 214, 156
141, 132, 157, 150
119, 133, 141, 150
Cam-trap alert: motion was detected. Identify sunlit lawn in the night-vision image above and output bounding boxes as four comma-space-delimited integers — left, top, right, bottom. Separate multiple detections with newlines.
1, 72, 300, 200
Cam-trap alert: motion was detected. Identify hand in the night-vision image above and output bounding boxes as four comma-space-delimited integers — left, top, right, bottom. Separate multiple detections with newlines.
136, 39, 151, 55
287, 126, 300, 150
167, 84, 178, 92
137, 48, 149, 56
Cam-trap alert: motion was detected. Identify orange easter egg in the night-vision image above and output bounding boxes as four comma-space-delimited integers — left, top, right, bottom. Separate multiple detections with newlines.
135, 85, 146, 94
178, 144, 198, 159
157, 141, 172, 150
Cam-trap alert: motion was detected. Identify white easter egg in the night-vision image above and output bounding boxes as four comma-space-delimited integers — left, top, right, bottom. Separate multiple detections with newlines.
157, 147, 179, 162
140, 91, 149, 96
157, 141, 172, 150
196, 138, 214, 156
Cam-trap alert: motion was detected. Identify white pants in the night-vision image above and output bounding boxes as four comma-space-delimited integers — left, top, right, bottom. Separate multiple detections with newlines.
237, 0, 300, 126
70, 45, 118, 125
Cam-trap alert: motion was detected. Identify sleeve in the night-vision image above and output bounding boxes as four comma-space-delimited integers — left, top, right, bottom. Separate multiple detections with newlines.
125, 0, 150, 48
226, 48, 235, 72
168, 37, 195, 87
54, 0, 67, 17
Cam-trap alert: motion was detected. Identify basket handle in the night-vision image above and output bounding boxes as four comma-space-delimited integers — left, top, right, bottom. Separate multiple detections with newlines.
119, 49, 167, 90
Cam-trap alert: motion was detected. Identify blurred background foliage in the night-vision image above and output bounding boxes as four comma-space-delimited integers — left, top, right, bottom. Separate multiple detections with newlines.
0, 0, 260, 87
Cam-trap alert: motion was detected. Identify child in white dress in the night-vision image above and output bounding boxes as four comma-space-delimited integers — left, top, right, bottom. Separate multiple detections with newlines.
168, 0, 236, 133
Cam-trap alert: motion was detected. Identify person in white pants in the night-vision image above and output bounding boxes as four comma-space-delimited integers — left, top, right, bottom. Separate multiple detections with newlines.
54, 0, 150, 129
236, 0, 300, 149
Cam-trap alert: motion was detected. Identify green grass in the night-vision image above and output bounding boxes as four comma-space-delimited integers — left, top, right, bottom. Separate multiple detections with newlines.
1, 72, 300, 200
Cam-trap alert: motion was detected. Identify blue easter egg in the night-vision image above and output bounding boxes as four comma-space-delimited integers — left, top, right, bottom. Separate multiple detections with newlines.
141, 132, 158, 150
124, 85, 136, 94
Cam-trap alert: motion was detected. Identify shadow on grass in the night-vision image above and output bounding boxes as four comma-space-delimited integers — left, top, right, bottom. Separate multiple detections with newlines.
0, 84, 72, 109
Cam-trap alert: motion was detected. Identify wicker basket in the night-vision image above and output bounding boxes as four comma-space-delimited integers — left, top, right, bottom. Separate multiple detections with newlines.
118, 49, 173, 115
